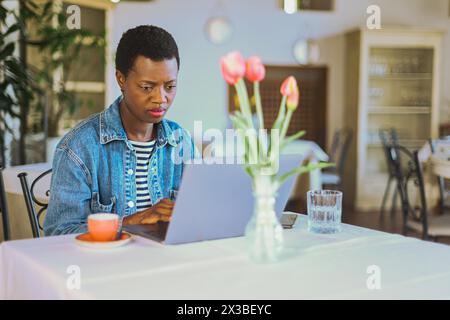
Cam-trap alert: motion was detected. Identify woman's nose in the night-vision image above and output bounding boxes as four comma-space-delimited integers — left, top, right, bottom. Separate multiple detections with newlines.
152, 87, 168, 104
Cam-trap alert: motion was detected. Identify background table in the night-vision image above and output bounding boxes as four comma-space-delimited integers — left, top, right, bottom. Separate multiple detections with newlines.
418, 141, 450, 210
430, 155, 450, 179
1, 214, 450, 299
1, 163, 52, 241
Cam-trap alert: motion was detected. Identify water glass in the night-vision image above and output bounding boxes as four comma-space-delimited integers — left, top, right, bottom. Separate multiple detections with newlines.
307, 190, 342, 234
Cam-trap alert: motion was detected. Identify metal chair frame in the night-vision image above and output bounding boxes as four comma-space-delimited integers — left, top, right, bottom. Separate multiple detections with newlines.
0, 163, 11, 241
379, 128, 400, 219
387, 144, 430, 239
18, 169, 52, 238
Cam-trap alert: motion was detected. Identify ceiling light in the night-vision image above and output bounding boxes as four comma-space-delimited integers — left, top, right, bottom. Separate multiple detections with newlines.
284, 0, 298, 14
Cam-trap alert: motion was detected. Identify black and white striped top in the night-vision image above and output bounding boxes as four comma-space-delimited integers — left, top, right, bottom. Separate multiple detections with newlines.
131, 140, 156, 212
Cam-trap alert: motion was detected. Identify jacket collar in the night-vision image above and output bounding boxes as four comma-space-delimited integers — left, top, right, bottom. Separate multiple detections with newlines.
99, 96, 178, 148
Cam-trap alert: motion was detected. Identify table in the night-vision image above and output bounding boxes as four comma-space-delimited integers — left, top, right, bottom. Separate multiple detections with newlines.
418, 141, 450, 210
1, 163, 52, 241
430, 155, 450, 179
1, 214, 450, 299
418, 139, 450, 163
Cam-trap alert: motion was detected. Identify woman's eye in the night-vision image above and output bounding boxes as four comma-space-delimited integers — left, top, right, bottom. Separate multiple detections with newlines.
166, 85, 176, 91
141, 86, 153, 91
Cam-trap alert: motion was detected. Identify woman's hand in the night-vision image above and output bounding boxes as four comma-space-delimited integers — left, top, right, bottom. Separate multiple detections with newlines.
122, 198, 175, 225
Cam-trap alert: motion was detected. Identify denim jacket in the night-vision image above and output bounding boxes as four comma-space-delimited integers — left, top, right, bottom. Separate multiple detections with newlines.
44, 96, 198, 236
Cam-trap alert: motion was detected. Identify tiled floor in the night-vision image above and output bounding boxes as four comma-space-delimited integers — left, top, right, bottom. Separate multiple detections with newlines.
285, 199, 450, 245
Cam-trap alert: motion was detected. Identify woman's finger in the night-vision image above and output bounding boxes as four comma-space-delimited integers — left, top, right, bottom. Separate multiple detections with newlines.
155, 208, 173, 216
141, 215, 159, 224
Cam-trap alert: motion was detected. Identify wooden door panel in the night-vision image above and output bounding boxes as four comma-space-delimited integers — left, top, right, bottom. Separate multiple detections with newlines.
228, 66, 327, 149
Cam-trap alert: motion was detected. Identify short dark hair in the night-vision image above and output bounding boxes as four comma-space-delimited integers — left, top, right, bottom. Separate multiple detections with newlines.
115, 25, 180, 76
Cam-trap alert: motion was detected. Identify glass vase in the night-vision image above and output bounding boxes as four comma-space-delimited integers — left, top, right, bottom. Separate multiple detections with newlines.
245, 174, 284, 263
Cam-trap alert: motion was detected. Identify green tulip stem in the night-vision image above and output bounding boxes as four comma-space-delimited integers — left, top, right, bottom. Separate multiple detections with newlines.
272, 95, 287, 131
235, 80, 253, 128
280, 109, 293, 143
253, 82, 264, 132
234, 79, 259, 166
254, 81, 268, 161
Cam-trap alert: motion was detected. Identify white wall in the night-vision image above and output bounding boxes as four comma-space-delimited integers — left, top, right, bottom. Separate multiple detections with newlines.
109, 0, 450, 148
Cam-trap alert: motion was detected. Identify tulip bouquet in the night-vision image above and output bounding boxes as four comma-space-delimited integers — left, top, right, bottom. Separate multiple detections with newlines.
220, 51, 330, 193
220, 51, 331, 263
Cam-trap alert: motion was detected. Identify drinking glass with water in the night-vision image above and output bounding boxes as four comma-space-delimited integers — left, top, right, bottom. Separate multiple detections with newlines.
307, 190, 342, 234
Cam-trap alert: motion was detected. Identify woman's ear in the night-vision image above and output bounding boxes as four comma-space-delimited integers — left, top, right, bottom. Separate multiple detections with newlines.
115, 70, 125, 92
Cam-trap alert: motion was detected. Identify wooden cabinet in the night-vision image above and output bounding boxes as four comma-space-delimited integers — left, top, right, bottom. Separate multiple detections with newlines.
343, 28, 443, 210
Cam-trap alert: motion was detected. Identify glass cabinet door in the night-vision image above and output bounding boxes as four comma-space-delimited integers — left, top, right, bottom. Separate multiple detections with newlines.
366, 47, 434, 175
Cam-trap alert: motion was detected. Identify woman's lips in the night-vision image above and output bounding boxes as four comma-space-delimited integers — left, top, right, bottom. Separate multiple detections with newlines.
147, 108, 166, 117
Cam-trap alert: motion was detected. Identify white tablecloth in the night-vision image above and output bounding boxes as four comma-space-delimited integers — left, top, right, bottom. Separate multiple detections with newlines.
2, 162, 52, 198
418, 140, 450, 163
430, 155, 450, 179
1, 214, 450, 300
418, 141, 450, 210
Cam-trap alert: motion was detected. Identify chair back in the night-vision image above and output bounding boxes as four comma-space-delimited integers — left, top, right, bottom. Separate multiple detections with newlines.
329, 128, 353, 176
387, 144, 428, 239
17, 169, 52, 238
0, 162, 11, 241
379, 128, 399, 177
429, 138, 447, 211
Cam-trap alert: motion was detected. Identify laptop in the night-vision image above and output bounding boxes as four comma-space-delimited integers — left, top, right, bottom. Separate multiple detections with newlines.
123, 154, 303, 244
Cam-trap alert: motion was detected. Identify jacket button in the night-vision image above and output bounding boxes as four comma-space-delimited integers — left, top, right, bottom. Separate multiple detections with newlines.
127, 169, 134, 175
127, 201, 135, 208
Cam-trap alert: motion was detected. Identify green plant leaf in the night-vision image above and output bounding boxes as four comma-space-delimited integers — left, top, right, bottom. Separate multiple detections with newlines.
3, 24, 20, 38
277, 162, 336, 186
0, 43, 15, 61
281, 130, 306, 150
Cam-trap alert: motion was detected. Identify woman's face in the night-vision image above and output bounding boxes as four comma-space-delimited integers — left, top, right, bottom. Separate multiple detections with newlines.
116, 55, 179, 123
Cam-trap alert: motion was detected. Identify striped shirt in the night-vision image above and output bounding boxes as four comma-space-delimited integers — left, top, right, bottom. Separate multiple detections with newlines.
131, 140, 156, 212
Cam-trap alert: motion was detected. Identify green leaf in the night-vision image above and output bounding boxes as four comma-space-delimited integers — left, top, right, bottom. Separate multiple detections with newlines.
277, 162, 336, 186
272, 95, 287, 131
42, 1, 53, 16
4, 24, 20, 37
281, 130, 306, 149
0, 43, 15, 61
230, 114, 246, 131
279, 109, 293, 141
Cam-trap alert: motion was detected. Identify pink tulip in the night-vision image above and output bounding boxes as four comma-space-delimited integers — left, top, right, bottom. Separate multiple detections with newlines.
220, 51, 246, 85
280, 76, 296, 96
287, 87, 300, 111
280, 76, 300, 111
245, 56, 265, 82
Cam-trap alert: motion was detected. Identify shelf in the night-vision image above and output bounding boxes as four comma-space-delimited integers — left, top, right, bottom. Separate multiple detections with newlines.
368, 107, 431, 114
369, 73, 432, 81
